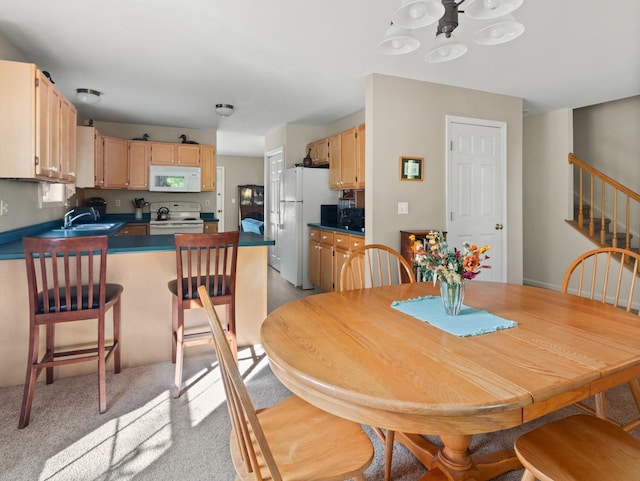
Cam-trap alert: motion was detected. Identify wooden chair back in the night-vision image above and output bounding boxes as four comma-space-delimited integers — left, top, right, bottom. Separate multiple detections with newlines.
197, 285, 283, 481
339, 243, 416, 291
174, 231, 239, 310
561, 247, 640, 314
24, 235, 109, 320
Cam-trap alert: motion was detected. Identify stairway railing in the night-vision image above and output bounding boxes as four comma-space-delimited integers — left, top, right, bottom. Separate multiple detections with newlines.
569, 153, 640, 250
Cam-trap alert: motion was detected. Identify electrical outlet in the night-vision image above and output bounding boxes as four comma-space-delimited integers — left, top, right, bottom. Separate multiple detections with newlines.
0, 200, 7, 216
205, 199, 210, 206
398, 202, 409, 215
115, 199, 121, 207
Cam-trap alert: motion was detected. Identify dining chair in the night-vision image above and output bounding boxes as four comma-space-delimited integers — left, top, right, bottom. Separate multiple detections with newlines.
197, 285, 374, 481
168, 231, 239, 398
19, 235, 123, 429
561, 246, 640, 431
514, 414, 640, 480
339, 243, 416, 481
339, 243, 416, 291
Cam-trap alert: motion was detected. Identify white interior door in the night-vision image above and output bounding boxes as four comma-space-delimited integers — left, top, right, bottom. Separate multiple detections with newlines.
446, 116, 506, 282
216, 166, 225, 232
266, 147, 284, 271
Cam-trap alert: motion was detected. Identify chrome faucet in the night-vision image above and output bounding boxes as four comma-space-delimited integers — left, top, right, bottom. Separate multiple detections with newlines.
63, 207, 98, 229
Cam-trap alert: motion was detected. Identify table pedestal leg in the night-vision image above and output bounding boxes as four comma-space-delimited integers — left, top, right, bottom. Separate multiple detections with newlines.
395, 432, 522, 481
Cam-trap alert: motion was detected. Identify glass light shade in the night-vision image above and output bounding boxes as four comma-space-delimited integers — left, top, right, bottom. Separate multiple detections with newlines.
75, 88, 101, 105
215, 103, 234, 117
377, 24, 420, 55
425, 34, 468, 63
392, 0, 445, 29
474, 15, 524, 45
464, 0, 524, 20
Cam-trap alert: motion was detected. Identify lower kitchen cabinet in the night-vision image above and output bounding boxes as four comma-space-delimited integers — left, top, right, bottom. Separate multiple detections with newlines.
117, 223, 149, 236
309, 227, 364, 291
203, 221, 218, 234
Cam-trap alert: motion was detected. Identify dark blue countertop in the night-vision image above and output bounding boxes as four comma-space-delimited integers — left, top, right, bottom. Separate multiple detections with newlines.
0, 215, 271, 261
308, 223, 365, 236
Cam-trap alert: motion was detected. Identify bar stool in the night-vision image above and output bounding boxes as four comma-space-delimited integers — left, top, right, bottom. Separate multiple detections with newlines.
168, 231, 239, 398
19, 235, 123, 429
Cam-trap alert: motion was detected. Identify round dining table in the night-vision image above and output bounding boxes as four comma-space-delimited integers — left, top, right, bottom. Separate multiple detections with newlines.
260, 281, 640, 481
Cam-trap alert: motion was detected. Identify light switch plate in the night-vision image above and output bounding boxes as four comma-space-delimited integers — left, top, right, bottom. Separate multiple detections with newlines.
398, 202, 409, 215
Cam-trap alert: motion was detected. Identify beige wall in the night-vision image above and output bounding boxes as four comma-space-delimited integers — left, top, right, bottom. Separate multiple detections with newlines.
365, 73, 524, 283
217, 155, 265, 231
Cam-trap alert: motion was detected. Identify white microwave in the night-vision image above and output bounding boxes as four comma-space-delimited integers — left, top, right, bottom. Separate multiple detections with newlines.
149, 165, 201, 192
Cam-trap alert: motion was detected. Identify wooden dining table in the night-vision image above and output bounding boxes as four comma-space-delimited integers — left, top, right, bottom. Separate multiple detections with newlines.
260, 282, 640, 481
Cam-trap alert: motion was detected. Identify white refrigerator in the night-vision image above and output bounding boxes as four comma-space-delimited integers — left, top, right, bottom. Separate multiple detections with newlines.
280, 167, 338, 289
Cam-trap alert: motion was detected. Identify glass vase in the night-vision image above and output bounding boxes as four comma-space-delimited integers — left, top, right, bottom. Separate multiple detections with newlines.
440, 280, 464, 316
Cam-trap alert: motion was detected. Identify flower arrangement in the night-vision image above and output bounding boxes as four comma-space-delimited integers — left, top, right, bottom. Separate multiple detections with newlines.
409, 231, 491, 285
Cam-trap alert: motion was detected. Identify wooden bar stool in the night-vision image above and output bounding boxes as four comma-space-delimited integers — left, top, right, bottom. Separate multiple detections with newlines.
514, 415, 640, 480
19, 235, 123, 429
168, 231, 239, 398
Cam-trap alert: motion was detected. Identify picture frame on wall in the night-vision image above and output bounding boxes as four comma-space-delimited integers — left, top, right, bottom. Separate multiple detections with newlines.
400, 156, 423, 181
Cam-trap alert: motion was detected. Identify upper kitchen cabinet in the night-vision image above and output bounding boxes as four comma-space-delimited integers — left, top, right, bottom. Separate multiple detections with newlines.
306, 138, 329, 166
128, 140, 150, 190
333, 124, 365, 190
328, 134, 342, 189
0, 60, 77, 182
76, 126, 102, 188
149, 142, 200, 166
200, 144, 216, 191
101, 136, 129, 189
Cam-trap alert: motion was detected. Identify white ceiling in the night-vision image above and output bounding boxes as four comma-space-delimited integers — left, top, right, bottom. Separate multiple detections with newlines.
1, 0, 638, 157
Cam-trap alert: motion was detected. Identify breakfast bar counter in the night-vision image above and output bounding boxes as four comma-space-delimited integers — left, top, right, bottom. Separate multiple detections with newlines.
0, 228, 274, 387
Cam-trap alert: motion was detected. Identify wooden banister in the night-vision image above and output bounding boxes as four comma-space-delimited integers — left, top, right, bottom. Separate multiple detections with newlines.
568, 153, 640, 251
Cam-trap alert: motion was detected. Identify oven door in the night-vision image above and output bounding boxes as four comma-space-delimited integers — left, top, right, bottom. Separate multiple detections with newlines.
149, 222, 204, 235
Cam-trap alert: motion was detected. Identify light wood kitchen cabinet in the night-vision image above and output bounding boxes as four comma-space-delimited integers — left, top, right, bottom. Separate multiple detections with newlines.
328, 134, 342, 189
176, 144, 200, 166
76, 126, 102, 188
0, 60, 77, 182
116, 223, 149, 236
128, 140, 150, 190
203, 221, 218, 234
309, 228, 365, 291
315, 138, 329, 166
308, 229, 322, 288
200, 145, 216, 191
102, 136, 129, 189
338, 125, 365, 189
150, 142, 175, 165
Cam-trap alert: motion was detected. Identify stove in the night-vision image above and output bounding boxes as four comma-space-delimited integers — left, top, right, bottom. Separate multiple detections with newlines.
149, 201, 204, 235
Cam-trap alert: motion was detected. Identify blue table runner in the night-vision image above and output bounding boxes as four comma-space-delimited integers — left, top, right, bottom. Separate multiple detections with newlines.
391, 296, 518, 337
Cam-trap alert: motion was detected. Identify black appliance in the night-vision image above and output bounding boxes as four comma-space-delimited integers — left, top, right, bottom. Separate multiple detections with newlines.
339, 208, 365, 231
320, 204, 338, 227
85, 197, 107, 220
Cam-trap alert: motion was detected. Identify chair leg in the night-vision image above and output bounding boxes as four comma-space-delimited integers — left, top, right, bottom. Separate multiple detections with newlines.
98, 314, 107, 414
18, 323, 40, 429
45, 323, 54, 384
113, 298, 121, 374
384, 429, 395, 481
174, 307, 185, 398
171, 295, 178, 364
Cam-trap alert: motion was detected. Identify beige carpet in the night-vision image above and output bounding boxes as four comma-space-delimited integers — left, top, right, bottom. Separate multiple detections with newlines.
1, 345, 639, 481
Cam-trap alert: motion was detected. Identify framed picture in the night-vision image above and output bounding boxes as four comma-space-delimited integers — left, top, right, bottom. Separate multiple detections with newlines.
400, 156, 423, 181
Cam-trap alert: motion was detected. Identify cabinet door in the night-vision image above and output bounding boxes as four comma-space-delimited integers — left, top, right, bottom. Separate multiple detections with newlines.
150, 142, 175, 165
320, 243, 334, 291
340, 127, 358, 188
128, 141, 150, 190
59, 97, 77, 181
95, 131, 104, 187
117, 223, 149, 236
102, 136, 129, 188
315, 138, 329, 166
328, 134, 342, 189
356, 123, 365, 189
308, 229, 321, 287
35, 70, 52, 178
204, 221, 218, 234
200, 145, 216, 191
176, 144, 200, 166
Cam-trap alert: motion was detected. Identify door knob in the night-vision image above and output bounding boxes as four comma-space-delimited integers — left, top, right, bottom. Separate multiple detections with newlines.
495, 224, 504, 230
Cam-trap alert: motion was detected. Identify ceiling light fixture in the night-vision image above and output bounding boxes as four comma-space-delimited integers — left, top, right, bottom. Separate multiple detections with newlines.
379, 0, 525, 63
75, 88, 101, 105
215, 104, 235, 117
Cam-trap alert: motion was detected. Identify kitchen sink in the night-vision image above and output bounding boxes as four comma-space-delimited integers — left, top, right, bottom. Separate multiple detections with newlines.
39, 222, 124, 237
